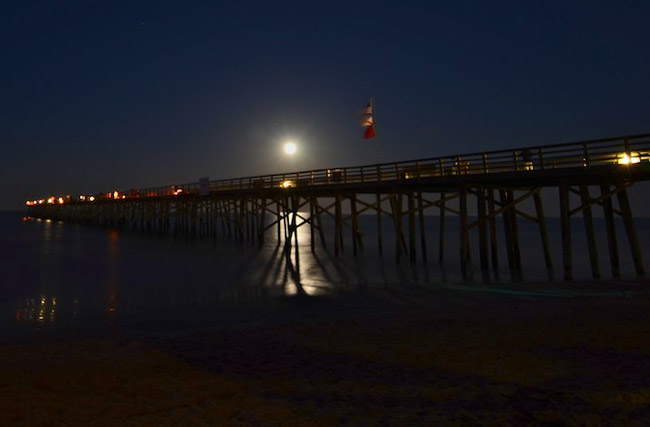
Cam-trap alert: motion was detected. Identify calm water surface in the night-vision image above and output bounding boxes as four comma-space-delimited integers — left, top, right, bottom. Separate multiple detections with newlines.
1, 210, 648, 338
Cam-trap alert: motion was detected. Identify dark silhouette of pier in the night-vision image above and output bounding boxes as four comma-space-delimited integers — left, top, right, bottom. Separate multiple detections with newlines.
28, 133, 650, 281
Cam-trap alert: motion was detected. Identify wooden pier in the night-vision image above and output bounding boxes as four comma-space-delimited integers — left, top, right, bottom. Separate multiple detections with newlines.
27, 134, 650, 281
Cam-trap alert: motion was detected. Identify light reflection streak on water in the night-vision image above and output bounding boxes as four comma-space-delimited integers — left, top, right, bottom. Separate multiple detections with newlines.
10, 210, 458, 324
106, 229, 119, 314
259, 210, 366, 297
16, 209, 418, 319
15, 295, 57, 325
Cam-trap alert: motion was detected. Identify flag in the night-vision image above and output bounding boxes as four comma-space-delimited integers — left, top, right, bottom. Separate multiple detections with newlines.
361, 98, 376, 139
364, 124, 376, 139
360, 115, 373, 127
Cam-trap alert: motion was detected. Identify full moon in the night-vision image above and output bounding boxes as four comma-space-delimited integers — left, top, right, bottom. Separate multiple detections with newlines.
284, 142, 297, 155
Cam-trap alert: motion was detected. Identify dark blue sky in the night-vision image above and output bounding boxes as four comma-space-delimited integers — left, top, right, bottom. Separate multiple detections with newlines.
2, 1, 649, 210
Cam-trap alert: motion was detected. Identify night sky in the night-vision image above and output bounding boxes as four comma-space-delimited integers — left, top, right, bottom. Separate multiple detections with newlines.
2, 1, 649, 210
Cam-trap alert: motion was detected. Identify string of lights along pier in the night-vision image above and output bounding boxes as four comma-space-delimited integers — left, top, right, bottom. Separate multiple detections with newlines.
28, 134, 650, 281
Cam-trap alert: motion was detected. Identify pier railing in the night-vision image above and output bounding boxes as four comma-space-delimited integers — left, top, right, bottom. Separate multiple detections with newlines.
135, 133, 650, 197
28, 133, 650, 203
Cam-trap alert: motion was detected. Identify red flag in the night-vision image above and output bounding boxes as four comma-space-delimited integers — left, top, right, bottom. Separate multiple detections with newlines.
364, 124, 376, 139
361, 98, 376, 139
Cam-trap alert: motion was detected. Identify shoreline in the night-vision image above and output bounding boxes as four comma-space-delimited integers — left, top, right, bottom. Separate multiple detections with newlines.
2, 278, 650, 424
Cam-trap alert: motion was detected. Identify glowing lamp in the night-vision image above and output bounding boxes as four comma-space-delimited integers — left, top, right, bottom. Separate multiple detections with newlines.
617, 152, 640, 165
281, 180, 295, 189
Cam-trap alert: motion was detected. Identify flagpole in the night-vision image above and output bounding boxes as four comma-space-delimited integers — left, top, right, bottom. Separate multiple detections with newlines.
371, 97, 382, 165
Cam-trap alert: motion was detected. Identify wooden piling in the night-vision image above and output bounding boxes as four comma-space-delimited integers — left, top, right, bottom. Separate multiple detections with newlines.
334, 195, 343, 256
309, 197, 315, 253
579, 184, 600, 279
459, 186, 469, 280
258, 197, 267, 246
600, 184, 620, 277
487, 189, 499, 274
559, 183, 573, 280
390, 194, 404, 264
533, 191, 554, 280
500, 189, 516, 277
376, 193, 383, 256
351, 194, 359, 256
408, 191, 417, 264
617, 188, 645, 276
315, 199, 327, 250
417, 189, 428, 265
438, 192, 446, 264
476, 187, 490, 279
507, 190, 522, 279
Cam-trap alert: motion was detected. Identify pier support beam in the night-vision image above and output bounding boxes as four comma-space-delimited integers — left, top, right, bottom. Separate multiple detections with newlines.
580, 184, 601, 279
600, 184, 620, 278
533, 191, 554, 281
459, 186, 469, 280
476, 187, 490, 280
559, 184, 573, 281
617, 188, 645, 277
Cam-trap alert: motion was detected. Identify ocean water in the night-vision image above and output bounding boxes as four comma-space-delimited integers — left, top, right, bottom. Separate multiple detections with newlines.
1, 210, 649, 337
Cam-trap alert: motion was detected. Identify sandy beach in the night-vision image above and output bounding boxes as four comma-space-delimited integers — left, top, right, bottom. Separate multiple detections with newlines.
2, 279, 650, 425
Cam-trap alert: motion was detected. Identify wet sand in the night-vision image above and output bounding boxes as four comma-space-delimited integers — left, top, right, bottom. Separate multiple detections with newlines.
2, 279, 650, 425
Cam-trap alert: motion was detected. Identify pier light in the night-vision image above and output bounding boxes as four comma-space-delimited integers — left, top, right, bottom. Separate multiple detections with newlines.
113, 191, 119, 199
89, 196, 95, 202
617, 152, 640, 165
79, 195, 85, 201
57, 197, 64, 204
47, 197, 55, 204
281, 180, 295, 189
38, 199, 44, 204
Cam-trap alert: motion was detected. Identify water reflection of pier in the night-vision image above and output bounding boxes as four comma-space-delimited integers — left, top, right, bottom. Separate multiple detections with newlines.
29, 134, 650, 281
